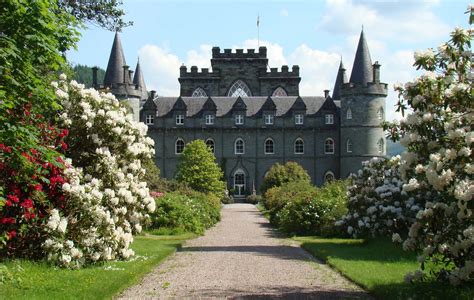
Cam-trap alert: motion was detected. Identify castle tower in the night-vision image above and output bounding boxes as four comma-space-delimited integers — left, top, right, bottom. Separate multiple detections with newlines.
339, 29, 388, 177
133, 58, 148, 101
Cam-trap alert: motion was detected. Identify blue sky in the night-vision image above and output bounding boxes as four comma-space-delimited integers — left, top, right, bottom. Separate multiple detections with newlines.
68, 0, 471, 121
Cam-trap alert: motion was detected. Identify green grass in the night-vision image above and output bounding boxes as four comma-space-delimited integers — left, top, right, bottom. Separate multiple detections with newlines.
296, 236, 474, 300
0, 232, 194, 300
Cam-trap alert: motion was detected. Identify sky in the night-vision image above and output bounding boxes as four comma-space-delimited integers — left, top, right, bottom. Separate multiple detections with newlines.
67, 0, 471, 121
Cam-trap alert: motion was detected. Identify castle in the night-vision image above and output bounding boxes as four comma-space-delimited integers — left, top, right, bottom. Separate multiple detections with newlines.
96, 31, 387, 197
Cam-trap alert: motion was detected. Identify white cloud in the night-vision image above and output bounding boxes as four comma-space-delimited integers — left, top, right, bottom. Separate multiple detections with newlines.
280, 9, 289, 17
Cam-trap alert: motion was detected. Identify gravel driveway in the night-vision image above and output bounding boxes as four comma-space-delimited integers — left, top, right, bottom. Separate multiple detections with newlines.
117, 203, 369, 299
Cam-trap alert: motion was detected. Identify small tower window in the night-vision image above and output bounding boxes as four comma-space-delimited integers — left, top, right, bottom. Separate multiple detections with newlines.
346, 108, 352, 119
272, 87, 287, 97
205, 138, 215, 153
264, 114, 274, 125
145, 115, 154, 125
175, 138, 185, 154
324, 171, 335, 183
294, 138, 304, 154
235, 138, 245, 155
295, 114, 304, 125
192, 87, 207, 97
176, 114, 184, 125
378, 138, 385, 154
235, 114, 244, 125
346, 139, 353, 153
264, 138, 274, 154
325, 114, 334, 124
325, 138, 335, 154
205, 114, 215, 125
378, 107, 384, 120
228, 80, 252, 97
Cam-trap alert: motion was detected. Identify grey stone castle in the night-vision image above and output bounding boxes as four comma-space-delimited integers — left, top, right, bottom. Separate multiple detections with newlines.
97, 31, 387, 197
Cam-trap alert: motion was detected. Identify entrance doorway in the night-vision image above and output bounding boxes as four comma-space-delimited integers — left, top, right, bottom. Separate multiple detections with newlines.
233, 170, 246, 197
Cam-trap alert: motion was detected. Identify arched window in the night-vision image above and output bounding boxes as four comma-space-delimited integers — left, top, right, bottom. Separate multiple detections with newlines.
175, 138, 185, 154
325, 138, 335, 154
294, 138, 304, 154
324, 171, 335, 183
235, 138, 245, 154
205, 138, 215, 153
346, 108, 352, 119
377, 107, 384, 120
272, 87, 287, 97
228, 80, 252, 97
264, 138, 274, 154
233, 169, 246, 196
192, 87, 207, 97
346, 139, 353, 153
378, 138, 385, 154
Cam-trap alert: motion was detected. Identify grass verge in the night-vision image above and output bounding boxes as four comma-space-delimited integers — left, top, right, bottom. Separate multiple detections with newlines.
295, 236, 474, 300
0, 232, 194, 300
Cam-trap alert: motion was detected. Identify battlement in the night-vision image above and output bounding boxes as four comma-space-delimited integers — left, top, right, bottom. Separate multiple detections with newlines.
260, 65, 300, 77
340, 81, 388, 96
211, 46, 267, 59
179, 65, 220, 78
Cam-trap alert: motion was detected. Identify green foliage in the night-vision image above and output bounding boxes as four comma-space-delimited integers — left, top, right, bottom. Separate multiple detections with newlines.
141, 157, 161, 192
175, 140, 225, 198
246, 194, 262, 205
150, 192, 221, 235
260, 161, 311, 194
72, 64, 105, 88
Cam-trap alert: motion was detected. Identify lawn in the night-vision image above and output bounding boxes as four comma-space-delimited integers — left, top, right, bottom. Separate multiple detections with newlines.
0, 232, 194, 300
296, 236, 474, 300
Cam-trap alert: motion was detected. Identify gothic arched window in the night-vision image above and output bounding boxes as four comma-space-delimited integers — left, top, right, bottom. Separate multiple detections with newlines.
346, 108, 352, 119
378, 138, 385, 154
264, 138, 274, 154
294, 138, 304, 154
325, 138, 335, 154
192, 87, 207, 97
235, 138, 245, 154
175, 138, 185, 154
205, 138, 215, 153
228, 80, 252, 97
378, 107, 384, 120
324, 171, 335, 183
272, 87, 287, 97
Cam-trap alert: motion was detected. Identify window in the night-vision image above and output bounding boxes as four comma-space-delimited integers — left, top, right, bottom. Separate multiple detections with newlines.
205, 138, 215, 153
228, 80, 252, 97
378, 107, 384, 120
346, 108, 352, 119
205, 114, 215, 125
325, 114, 334, 124
235, 114, 244, 125
176, 114, 184, 125
324, 171, 335, 183
192, 87, 207, 97
264, 114, 274, 125
272, 87, 287, 97
145, 115, 154, 125
175, 138, 185, 154
264, 138, 274, 154
346, 139, 353, 153
325, 138, 335, 154
378, 138, 385, 154
295, 114, 304, 125
235, 138, 245, 154
294, 138, 304, 154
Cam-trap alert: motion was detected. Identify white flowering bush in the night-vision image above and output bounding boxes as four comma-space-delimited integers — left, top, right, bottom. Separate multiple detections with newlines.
384, 15, 473, 285
336, 156, 421, 238
42, 75, 156, 268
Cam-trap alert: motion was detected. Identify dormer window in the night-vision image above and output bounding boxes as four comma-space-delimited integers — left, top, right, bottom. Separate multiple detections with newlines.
264, 114, 274, 125
205, 114, 215, 125
325, 114, 334, 124
145, 115, 154, 125
176, 114, 184, 125
295, 114, 304, 125
235, 114, 244, 125
346, 108, 352, 119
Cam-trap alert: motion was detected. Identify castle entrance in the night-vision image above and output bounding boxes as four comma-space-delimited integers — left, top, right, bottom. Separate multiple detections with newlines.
233, 170, 246, 197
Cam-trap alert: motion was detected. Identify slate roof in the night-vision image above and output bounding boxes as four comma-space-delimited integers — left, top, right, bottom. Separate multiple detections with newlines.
104, 32, 127, 86
332, 60, 347, 100
349, 30, 373, 85
133, 58, 148, 100
152, 96, 335, 117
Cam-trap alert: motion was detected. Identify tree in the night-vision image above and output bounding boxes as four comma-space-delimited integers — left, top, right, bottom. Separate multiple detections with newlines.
72, 64, 105, 88
260, 161, 311, 194
176, 140, 225, 197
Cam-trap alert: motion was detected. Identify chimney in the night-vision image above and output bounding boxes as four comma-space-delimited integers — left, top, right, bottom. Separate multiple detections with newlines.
324, 90, 330, 98
150, 90, 156, 99
92, 66, 98, 87
373, 61, 381, 83
122, 65, 129, 84
129, 70, 134, 85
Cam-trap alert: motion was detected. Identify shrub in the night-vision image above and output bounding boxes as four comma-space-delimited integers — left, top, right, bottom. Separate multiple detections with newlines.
260, 161, 310, 195
246, 194, 262, 205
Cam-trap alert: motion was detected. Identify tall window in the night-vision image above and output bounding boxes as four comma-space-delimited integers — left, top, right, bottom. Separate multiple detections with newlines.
378, 138, 385, 154
145, 115, 154, 125
295, 114, 304, 125
325, 138, 335, 154
378, 107, 384, 120
346, 139, 353, 153
176, 114, 184, 125
192, 87, 207, 97
325, 114, 334, 124
264, 138, 274, 154
324, 171, 335, 183
205, 114, 215, 125
235, 138, 245, 154
272, 87, 287, 97
228, 80, 252, 97
235, 114, 244, 125
346, 108, 352, 119
205, 138, 215, 153
294, 138, 304, 154
264, 114, 274, 125
175, 138, 185, 154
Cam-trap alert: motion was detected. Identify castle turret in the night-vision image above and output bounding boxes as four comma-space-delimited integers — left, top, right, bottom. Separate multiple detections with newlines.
104, 32, 127, 87
332, 59, 347, 100
133, 58, 148, 101
340, 29, 388, 177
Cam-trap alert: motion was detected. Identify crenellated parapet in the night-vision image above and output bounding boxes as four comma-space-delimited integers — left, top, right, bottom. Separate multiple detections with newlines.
260, 65, 300, 78
211, 46, 267, 59
179, 66, 221, 78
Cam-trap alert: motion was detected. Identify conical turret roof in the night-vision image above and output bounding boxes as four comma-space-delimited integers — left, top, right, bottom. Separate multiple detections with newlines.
133, 58, 148, 100
104, 32, 127, 86
349, 29, 373, 85
332, 59, 347, 100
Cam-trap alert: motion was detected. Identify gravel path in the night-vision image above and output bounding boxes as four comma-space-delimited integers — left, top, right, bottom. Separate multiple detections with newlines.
117, 203, 369, 299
